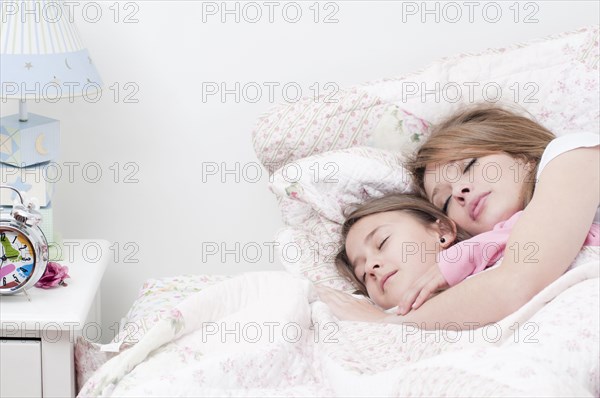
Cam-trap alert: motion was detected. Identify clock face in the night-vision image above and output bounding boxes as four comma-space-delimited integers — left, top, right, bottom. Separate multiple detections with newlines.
0, 229, 36, 291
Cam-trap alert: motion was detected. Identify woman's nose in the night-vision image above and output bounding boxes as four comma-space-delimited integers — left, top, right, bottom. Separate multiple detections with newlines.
451, 183, 473, 205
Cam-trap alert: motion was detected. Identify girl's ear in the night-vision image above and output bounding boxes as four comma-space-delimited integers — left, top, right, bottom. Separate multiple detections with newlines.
435, 218, 458, 248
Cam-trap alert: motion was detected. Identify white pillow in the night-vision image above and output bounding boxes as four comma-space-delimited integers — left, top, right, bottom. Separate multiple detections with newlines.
362, 25, 599, 135
269, 146, 412, 291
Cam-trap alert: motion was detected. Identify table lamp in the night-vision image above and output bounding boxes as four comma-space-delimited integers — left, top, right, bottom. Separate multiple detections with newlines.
1, 0, 102, 251
0, 1, 102, 159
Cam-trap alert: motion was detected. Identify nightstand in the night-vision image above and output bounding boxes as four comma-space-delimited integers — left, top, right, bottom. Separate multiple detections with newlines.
0, 239, 109, 398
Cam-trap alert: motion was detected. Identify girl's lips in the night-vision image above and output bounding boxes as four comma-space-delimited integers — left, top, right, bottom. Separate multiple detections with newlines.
381, 270, 398, 291
470, 192, 490, 220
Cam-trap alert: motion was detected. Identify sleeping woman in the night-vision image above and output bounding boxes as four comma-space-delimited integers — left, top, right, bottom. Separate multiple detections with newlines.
317, 105, 599, 328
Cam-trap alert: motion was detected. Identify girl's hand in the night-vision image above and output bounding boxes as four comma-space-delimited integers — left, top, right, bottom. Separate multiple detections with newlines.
315, 285, 388, 322
397, 267, 449, 315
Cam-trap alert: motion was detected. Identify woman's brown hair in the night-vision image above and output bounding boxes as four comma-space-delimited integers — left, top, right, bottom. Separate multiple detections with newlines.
335, 193, 471, 296
405, 104, 556, 206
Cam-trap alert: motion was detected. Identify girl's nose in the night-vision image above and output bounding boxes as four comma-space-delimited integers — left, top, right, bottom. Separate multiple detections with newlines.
365, 261, 380, 273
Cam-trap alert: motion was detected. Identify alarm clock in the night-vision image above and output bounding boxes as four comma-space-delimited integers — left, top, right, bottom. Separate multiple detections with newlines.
0, 185, 48, 295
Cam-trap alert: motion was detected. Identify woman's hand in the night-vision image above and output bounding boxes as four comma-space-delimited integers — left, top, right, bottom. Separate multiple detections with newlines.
396, 266, 449, 315
315, 285, 388, 322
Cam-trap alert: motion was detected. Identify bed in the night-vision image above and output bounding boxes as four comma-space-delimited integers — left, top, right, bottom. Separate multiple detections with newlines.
75, 25, 600, 397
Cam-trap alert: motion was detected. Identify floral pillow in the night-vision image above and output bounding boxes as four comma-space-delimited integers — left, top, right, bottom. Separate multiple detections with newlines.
252, 89, 430, 174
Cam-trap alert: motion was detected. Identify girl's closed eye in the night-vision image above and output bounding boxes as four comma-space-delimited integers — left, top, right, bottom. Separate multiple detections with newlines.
360, 236, 390, 283
371, 237, 391, 281
356, 264, 367, 283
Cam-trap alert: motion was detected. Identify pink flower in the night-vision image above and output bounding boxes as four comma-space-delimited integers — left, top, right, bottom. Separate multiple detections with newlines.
35, 262, 70, 289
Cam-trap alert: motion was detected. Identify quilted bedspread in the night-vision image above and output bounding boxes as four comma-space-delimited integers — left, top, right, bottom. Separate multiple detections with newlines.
78, 247, 599, 397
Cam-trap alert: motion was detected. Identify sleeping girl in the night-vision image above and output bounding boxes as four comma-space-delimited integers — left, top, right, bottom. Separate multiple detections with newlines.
333, 193, 599, 315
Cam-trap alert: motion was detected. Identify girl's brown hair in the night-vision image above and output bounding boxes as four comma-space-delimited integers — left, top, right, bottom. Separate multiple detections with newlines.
335, 193, 471, 296
405, 104, 556, 206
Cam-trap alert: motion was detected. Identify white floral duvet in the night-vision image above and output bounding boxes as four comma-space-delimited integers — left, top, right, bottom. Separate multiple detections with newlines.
78, 248, 599, 397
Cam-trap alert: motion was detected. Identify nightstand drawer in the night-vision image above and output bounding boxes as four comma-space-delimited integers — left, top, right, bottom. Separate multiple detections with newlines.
0, 339, 42, 398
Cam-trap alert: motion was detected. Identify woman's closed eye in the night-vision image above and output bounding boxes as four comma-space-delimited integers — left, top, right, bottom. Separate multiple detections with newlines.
378, 236, 389, 250
463, 158, 477, 174
442, 196, 451, 214
442, 158, 477, 214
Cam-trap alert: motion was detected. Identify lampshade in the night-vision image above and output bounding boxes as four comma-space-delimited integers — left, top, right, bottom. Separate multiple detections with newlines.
0, 0, 103, 101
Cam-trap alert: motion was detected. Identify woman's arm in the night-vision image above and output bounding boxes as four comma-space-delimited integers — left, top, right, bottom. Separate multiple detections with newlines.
394, 146, 600, 330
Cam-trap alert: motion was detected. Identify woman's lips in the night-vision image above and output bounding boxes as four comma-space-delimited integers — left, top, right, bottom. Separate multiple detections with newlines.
470, 192, 490, 220
381, 270, 398, 291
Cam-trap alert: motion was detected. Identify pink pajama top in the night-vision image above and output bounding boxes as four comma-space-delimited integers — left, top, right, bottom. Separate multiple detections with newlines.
437, 211, 600, 286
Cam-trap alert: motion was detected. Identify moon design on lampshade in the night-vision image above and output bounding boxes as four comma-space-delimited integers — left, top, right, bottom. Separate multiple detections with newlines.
35, 134, 49, 155
65, 58, 72, 70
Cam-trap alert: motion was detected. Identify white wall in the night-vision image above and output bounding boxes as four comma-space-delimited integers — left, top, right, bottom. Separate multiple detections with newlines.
1, 0, 598, 342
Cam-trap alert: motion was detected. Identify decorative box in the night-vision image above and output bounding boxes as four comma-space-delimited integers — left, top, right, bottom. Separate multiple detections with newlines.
37, 205, 55, 244
0, 162, 55, 206
37, 205, 63, 261
0, 113, 60, 167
